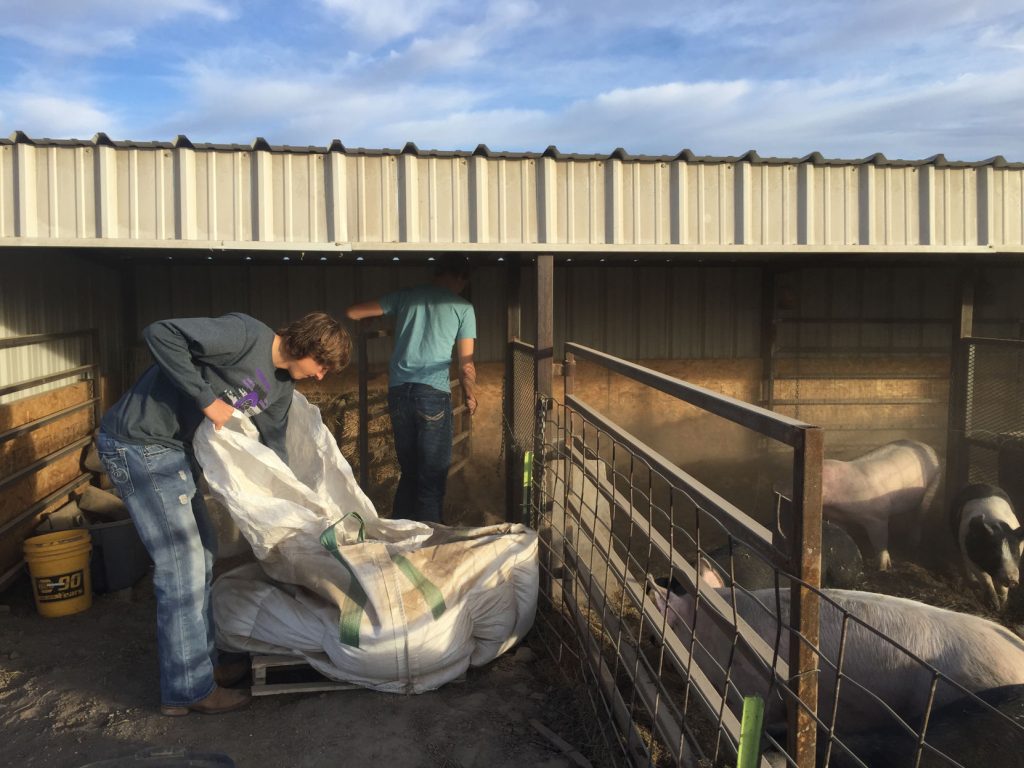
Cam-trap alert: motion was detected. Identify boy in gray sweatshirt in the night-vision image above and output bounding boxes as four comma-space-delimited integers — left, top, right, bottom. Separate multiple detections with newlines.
97, 312, 350, 715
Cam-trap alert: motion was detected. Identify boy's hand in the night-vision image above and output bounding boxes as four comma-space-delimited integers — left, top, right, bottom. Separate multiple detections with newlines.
203, 399, 236, 430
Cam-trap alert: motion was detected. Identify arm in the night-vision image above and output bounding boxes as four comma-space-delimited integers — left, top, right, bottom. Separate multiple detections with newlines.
345, 301, 385, 321
143, 316, 246, 429
254, 391, 292, 465
456, 337, 477, 416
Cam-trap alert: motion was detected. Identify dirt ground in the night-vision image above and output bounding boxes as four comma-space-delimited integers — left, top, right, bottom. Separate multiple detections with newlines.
0, 372, 598, 768
0, 570, 594, 768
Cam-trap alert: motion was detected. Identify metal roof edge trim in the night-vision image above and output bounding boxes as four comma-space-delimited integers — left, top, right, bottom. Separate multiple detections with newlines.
1, 132, 1022, 168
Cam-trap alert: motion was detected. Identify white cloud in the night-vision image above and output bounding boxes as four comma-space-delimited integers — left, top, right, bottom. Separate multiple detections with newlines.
0, 0, 234, 54
0, 92, 118, 139
316, 0, 461, 43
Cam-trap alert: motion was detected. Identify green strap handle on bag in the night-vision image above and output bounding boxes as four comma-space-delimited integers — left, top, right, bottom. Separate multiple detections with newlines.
320, 512, 447, 646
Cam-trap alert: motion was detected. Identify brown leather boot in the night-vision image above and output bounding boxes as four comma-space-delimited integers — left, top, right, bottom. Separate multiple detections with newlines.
214, 657, 251, 688
160, 686, 251, 716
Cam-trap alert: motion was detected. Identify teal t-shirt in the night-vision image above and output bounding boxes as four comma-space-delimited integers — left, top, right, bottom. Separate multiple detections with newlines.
379, 284, 477, 392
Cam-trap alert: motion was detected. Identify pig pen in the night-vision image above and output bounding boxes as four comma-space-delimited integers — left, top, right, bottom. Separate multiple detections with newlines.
525, 343, 1024, 768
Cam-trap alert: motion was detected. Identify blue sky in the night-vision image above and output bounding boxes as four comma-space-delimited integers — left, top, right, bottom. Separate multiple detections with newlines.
1, 0, 1023, 161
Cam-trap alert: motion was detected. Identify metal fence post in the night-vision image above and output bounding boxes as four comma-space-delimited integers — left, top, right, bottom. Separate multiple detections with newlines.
789, 424, 823, 768
357, 325, 369, 490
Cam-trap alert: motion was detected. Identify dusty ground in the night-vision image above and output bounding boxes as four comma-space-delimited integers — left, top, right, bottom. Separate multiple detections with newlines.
0, 563, 597, 768
0, 370, 600, 768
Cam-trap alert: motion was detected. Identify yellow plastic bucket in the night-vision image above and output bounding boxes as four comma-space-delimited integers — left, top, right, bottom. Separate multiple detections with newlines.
23, 528, 93, 618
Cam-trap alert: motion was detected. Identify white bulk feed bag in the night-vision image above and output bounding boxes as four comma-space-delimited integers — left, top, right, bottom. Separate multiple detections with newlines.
193, 392, 539, 693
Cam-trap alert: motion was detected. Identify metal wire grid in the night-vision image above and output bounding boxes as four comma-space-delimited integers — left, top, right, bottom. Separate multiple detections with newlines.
527, 397, 1024, 768
505, 341, 538, 456
962, 339, 1024, 493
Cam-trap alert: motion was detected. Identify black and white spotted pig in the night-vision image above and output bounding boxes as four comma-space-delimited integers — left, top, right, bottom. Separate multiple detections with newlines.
951, 483, 1024, 611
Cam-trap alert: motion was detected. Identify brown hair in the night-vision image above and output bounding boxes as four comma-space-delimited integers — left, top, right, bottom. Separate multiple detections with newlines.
433, 253, 473, 280
277, 312, 351, 373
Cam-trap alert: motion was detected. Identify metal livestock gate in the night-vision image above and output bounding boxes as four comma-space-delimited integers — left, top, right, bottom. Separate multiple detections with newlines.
507, 342, 1024, 768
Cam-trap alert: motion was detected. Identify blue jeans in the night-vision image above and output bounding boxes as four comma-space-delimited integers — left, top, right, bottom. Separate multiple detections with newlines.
388, 383, 453, 523
95, 430, 218, 707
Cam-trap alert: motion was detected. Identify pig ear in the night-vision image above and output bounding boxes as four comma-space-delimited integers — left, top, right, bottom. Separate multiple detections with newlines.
698, 556, 726, 589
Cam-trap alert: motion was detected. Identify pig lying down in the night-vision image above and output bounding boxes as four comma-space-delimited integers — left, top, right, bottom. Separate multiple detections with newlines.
649, 573, 1024, 735
951, 483, 1024, 611
827, 683, 1024, 768
820, 439, 941, 571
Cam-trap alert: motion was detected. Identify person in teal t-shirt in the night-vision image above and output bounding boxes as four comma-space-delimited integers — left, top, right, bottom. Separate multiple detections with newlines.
346, 256, 477, 522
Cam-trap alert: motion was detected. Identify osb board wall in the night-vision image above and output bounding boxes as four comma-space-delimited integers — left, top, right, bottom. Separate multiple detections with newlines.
0, 405, 93, 478
558, 357, 950, 467
297, 356, 950, 523
0, 381, 94, 577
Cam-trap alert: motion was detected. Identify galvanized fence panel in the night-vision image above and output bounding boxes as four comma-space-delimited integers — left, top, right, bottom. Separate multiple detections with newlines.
521, 342, 1024, 768
955, 337, 1024, 513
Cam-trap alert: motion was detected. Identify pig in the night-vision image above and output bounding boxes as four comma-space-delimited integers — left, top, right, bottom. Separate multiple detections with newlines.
648, 571, 1024, 735
827, 684, 1024, 768
703, 520, 863, 590
819, 439, 941, 571
950, 483, 1024, 611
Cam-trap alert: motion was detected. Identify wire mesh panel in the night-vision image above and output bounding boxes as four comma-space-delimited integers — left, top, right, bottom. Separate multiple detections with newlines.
528, 344, 827, 768
958, 337, 1024, 512
507, 340, 538, 456
527, 344, 1024, 768
502, 340, 538, 523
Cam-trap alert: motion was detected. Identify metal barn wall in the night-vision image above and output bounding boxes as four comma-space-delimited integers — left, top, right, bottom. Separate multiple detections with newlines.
113, 260, 763, 376
2, 135, 1023, 255
0, 250, 122, 404
975, 265, 1024, 338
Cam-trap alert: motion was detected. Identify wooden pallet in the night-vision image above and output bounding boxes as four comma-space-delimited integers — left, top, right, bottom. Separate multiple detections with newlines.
250, 654, 361, 697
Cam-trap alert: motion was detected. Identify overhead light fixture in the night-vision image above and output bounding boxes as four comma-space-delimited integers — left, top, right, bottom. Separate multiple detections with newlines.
283, 256, 290, 261
392, 256, 400, 262
245, 256, 252, 261
356, 256, 364, 261
497, 256, 504, 262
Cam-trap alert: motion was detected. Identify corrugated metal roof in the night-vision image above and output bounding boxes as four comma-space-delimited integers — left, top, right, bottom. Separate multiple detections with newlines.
2, 131, 1023, 255
4, 132, 1021, 168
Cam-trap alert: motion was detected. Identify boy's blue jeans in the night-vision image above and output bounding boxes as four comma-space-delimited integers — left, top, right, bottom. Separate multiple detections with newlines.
95, 429, 218, 707
387, 383, 453, 523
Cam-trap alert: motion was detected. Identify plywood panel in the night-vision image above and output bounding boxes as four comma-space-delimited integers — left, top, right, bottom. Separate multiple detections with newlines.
0, 382, 92, 431
0, 408, 94, 477
0, 450, 86, 528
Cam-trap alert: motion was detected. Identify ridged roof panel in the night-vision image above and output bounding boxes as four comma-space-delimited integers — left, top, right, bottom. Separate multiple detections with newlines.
1, 131, 1018, 168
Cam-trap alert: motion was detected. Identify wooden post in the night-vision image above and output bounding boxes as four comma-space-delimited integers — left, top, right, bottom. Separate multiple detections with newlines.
505, 254, 522, 522
536, 254, 554, 399
357, 325, 369, 490
760, 266, 778, 411
945, 261, 976, 514
789, 425, 823, 768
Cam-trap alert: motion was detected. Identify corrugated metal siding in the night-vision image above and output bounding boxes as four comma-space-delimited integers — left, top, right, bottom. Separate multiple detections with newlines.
3, 136, 1024, 253
0, 251, 122, 404
775, 266, 960, 353
5, 254, 1023, 405
975, 265, 1024, 339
